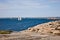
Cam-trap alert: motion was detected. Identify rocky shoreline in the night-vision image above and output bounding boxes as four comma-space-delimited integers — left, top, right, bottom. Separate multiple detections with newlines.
0, 20, 60, 40
26, 21, 60, 34
25, 20, 60, 35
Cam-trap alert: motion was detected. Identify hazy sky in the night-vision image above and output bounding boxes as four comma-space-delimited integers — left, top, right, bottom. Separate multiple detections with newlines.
0, 0, 60, 17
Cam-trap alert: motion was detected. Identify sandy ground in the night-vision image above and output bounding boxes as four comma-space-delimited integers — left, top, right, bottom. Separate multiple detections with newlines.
0, 32, 60, 40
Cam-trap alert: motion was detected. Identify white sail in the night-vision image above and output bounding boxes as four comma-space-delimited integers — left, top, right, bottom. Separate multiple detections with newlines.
18, 17, 22, 20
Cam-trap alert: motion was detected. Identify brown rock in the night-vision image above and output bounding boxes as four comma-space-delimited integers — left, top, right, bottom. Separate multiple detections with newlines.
53, 30, 60, 35
56, 27, 60, 30
26, 20, 60, 35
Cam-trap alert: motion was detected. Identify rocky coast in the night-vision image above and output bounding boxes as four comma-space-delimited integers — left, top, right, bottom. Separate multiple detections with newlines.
0, 20, 60, 40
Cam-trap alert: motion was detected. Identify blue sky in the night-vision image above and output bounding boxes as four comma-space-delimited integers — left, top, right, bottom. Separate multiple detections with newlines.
0, 0, 60, 17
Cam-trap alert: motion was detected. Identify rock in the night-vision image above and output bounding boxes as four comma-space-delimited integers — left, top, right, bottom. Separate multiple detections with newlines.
29, 28, 36, 32
53, 30, 60, 35
56, 27, 60, 30
26, 20, 60, 35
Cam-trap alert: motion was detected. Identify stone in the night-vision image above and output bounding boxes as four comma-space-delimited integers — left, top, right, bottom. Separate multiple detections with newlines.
26, 20, 60, 35
56, 27, 60, 30
53, 30, 60, 35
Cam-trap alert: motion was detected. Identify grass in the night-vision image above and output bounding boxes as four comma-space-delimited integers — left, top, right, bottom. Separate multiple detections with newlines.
0, 30, 13, 34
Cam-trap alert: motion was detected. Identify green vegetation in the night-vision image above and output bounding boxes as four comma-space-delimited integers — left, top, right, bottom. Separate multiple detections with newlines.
0, 30, 13, 34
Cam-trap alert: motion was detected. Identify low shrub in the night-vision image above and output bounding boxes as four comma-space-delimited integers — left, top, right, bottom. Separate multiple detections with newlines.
0, 30, 13, 34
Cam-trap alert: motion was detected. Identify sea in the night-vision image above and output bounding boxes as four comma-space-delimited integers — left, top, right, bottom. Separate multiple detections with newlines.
0, 18, 54, 31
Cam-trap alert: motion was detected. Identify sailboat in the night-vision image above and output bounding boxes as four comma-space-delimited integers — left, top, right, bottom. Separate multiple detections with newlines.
18, 17, 22, 21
